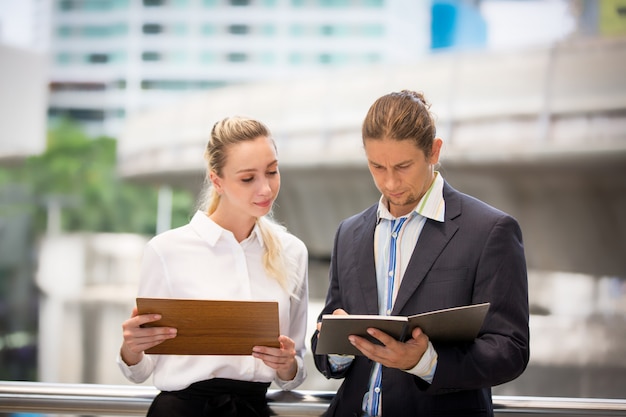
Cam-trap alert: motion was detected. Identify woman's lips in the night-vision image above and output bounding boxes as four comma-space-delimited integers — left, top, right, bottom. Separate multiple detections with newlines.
256, 199, 272, 208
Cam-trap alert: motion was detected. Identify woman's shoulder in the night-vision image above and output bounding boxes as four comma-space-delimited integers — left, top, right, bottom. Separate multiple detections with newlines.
147, 222, 195, 249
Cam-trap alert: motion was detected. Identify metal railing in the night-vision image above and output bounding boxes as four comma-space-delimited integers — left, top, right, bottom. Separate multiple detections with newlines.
1, 381, 626, 416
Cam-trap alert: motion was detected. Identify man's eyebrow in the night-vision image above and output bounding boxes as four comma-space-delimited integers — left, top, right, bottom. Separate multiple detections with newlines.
394, 160, 413, 166
368, 159, 413, 167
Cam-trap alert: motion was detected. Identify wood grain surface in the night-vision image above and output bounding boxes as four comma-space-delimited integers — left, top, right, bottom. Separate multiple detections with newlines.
137, 298, 280, 355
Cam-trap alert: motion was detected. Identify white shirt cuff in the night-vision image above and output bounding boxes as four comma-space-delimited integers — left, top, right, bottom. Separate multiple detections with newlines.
116, 353, 152, 384
404, 341, 438, 383
275, 355, 306, 391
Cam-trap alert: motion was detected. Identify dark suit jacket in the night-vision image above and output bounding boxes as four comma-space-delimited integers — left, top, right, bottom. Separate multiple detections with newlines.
312, 181, 530, 417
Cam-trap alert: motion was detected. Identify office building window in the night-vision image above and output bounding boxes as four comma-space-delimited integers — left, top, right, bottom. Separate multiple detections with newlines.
171, 51, 189, 64
362, 0, 383, 6
110, 108, 126, 118
361, 23, 384, 36
335, 52, 350, 64
172, 23, 188, 36
201, 23, 216, 36
82, 26, 111, 38
289, 52, 304, 65
49, 108, 106, 122
111, 80, 127, 90
73, 108, 105, 122
59, 0, 129, 11
319, 0, 350, 7
262, 24, 275, 36
88, 53, 109, 64
200, 51, 217, 63
227, 52, 248, 62
318, 52, 332, 64
260, 51, 275, 64
111, 23, 129, 36
50, 82, 107, 92
56, 52, 73, 65
57, 26, 73, 37
228, 24, 250, 35
289, 24, 306, 37
141, 79, 227, 90
109, 51, 127, 63
320, 25, 334, 36
142, 51, 161, 61
363, 52, 381, 63
143, 0, 166, 6
143, 24, 163, 35
320, 24, 351, 37
336, 25, 352, 36
83, 0, 113, 11
59, 0, 73, 10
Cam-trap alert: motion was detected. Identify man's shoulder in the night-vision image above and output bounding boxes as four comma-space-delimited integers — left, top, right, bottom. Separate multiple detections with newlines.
444, 181, 517, 223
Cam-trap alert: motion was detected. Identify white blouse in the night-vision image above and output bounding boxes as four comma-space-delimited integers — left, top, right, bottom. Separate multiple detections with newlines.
117, 210, 309, 391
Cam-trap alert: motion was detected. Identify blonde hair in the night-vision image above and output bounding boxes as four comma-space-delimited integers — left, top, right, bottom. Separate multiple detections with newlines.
199, 116, 298, 296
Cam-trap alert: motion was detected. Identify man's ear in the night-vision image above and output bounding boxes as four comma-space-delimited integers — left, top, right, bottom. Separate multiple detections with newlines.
209, 171, 222, 194
430, 137, 443, 165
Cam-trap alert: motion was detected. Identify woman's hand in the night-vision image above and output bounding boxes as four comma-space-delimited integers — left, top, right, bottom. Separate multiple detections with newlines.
252, 335, 298, 381
120, 306, 177, 366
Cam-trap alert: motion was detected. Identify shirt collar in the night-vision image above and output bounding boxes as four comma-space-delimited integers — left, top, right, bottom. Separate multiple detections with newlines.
189, 210, 264, 247
376, 171, 445, 223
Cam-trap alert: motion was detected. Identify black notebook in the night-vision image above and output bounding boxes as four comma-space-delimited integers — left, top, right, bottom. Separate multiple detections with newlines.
315, 302, 490, 356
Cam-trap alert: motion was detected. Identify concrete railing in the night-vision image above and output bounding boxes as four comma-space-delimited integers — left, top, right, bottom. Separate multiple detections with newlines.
1, 381, 626, 416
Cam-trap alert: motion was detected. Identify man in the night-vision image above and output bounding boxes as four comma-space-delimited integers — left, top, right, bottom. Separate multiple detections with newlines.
311, 90, 529, 416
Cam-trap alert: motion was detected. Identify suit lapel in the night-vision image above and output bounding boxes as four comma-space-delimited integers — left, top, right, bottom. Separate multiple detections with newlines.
392, 182, 461, 314
353, 207, 379, 314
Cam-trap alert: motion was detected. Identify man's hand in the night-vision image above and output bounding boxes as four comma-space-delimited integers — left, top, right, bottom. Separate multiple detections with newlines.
349, 326, 429, 370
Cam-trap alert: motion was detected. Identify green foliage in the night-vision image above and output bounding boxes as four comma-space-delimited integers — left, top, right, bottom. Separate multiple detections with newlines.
0, 118, 195, 236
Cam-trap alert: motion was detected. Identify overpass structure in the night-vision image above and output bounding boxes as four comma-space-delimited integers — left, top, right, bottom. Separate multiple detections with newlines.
118, 36, 626, 280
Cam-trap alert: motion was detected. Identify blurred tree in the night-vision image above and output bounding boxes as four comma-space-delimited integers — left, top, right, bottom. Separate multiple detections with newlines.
0, 119, 195, 381
0, 118, 194, 236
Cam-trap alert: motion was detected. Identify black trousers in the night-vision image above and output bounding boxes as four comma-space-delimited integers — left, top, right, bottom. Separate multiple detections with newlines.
146, 378, 271, 417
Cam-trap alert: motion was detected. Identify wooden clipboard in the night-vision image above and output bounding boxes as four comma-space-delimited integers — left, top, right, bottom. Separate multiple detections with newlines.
136, 298, 280, 355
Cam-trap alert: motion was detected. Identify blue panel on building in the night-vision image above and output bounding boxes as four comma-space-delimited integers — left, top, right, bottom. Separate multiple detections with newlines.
431, 0, 487, 50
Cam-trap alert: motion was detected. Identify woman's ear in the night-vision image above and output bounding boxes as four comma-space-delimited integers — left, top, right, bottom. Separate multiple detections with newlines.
209, 171, 222, 194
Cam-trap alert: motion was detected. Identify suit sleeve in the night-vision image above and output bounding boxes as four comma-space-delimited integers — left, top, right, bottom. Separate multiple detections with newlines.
311, 220, 354, 379
427, 214, 530, 393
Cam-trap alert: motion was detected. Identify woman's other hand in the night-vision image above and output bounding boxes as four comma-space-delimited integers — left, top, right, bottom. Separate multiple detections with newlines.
252, 335, 298, 381
120, 306, 177, 366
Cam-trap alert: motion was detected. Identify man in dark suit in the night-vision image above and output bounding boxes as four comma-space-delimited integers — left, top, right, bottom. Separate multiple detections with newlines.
311, 90, 530, 417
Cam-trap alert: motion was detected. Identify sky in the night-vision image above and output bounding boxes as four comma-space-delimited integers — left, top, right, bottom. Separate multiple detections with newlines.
0, 0, 577, 51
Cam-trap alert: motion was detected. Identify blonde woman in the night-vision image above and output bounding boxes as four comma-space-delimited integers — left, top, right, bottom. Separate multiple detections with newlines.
118, 116, 308, 417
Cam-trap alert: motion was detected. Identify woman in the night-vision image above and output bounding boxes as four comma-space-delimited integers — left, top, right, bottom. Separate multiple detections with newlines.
118, 116, 309, 417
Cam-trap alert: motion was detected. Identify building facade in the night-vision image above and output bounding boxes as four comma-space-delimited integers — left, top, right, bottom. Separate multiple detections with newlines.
47, 0, 430, 137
